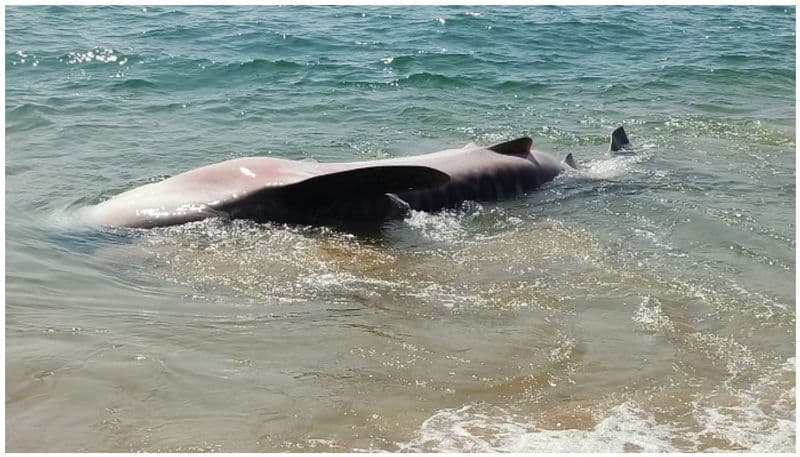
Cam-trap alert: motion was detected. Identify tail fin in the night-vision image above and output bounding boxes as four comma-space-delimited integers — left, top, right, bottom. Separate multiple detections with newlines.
609, 126, 631, 152
563, 153, 577, 169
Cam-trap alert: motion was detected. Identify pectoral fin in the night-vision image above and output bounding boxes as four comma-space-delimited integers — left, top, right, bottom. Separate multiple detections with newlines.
217, 165, 449, 223
276, 165, 449, 206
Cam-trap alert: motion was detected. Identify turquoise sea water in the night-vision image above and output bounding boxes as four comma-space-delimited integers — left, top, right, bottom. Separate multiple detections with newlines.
5, 6, 796, 452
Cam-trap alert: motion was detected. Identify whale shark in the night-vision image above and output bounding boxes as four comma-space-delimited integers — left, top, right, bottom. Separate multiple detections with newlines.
87, 127, 630, 228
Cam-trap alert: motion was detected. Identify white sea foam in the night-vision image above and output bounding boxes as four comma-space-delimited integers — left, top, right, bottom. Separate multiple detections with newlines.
579, 153, 646, 180
632, 296, 675, 332
403, 208, 471, 242
397, 353, 796, 453
396, 403, 679, 452
690, 357, 796, 452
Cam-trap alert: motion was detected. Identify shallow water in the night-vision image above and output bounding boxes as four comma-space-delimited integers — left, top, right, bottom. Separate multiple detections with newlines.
5, 5, 796, 452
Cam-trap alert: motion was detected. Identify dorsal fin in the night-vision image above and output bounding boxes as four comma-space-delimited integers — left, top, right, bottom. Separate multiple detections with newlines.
488, 137, 532, 157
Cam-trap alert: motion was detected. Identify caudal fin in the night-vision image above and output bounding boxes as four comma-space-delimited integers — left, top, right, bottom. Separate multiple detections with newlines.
609, 126, 631, 152
563, 153, 577, 169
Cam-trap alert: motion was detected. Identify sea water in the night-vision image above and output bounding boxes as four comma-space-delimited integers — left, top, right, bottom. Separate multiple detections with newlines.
5, 5, 796, 451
